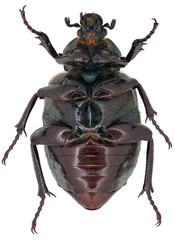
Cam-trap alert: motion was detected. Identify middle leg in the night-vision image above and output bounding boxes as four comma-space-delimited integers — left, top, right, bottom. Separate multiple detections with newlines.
95, 78, 172, 148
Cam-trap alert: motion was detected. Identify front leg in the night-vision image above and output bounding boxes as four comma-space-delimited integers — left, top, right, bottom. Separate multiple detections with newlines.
95, 78, 172, 148
20, 6, 89, 66
20, 6, 59, 59
122, 18, 159, 63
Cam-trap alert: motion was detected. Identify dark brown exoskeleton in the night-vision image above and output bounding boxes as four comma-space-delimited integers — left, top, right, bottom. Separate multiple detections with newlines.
2, 6, 172, 233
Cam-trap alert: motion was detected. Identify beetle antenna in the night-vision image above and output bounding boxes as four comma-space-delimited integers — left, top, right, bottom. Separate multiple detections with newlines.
103, 19, 116, 29
64, 17, 81, 28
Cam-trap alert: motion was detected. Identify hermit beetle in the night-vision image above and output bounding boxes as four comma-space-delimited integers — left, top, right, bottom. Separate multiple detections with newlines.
2, 6, 172, 233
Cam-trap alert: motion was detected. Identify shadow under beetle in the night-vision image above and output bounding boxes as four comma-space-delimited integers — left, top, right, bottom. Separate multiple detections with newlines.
2, 6, 172, 233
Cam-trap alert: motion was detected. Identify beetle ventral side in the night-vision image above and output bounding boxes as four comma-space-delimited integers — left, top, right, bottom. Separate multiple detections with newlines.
2, 5, 172, 233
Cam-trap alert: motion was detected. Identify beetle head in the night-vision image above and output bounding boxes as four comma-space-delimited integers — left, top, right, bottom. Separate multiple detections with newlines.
65, 13, 116, 45
78, 13, 106, 44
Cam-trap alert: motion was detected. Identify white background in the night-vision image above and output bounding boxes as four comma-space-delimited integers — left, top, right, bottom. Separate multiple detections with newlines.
0, 0, 174, 239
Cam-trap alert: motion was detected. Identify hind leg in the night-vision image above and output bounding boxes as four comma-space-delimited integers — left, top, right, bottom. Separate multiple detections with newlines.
104, 123, 161, 225
30, 125, 73, 233
30, 143, 56, 234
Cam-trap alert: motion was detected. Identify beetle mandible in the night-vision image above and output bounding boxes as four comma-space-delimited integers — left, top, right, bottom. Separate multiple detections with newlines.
2, 6, 172, 233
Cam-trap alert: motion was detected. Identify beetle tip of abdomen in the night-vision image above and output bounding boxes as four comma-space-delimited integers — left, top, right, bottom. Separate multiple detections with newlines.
70, 192, 114, 210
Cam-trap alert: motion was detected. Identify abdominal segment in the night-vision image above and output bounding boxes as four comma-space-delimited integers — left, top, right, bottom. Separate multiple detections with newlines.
45, 141, 140, 210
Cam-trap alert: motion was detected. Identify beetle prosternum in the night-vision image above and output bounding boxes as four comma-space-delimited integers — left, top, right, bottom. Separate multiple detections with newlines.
2, 5, 172, 233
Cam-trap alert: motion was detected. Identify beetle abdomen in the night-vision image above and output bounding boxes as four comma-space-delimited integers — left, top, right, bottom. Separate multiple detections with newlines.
45, 140, 140, 209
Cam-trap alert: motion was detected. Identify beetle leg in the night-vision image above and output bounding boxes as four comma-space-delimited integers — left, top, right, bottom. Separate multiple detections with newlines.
19, 6, 85, 65
2, 94, 38, 165
2, 132, 21, 165
106, 123, 161, 225
2, 84, 83, 165
122, 18, 159, 62
138, 139, 161, 226
30, 125, 75, 232
97, 78, 172, 148
37, 85, 81, 101
15, 93, 38, 132
136, 83, 172, 148
30, 143, 56, 234
20, 6, 59, 59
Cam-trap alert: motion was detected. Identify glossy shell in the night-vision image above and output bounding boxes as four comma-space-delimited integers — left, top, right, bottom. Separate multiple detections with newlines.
43, 70, 141, 209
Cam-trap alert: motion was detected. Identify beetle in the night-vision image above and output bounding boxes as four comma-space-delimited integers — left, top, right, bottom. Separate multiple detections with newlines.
2, 5, 172, 233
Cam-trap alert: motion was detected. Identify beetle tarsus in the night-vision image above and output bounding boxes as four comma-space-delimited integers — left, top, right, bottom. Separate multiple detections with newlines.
19, 5, 39, 35
31, 190, 55, 233
151, 118, 172, 149
31, 226, 38, 234
147, 193, 162, 226
142, 18, 159, 42
124, 18, 159, 62
167, 141, 173, 149
156, 220, 161, 227
138, 189, 161, 226
20, 6, 59, 59
31, 197, 45, 234
138, 139, 162, 226
136, 82, 171, 148
2, 131, 21, 165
